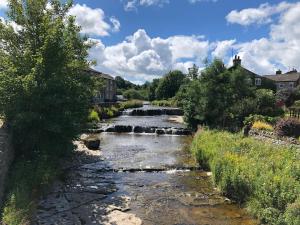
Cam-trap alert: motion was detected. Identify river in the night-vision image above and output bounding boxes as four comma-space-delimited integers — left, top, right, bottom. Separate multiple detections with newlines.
35, 105, 257, 225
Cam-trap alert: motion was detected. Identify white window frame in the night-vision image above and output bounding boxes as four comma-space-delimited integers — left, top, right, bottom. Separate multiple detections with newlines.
255, 78, 262, 86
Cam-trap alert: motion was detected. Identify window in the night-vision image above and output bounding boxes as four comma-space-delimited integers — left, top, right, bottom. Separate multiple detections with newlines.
255, 78, 261, 86
289, 82, 294, 88
279, 83, 284, 89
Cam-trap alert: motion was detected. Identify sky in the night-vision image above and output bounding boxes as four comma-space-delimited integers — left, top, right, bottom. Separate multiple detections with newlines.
1, 0, 300, 84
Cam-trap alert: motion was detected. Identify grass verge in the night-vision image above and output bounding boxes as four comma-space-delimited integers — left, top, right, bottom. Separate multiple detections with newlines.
1, 155, 59, 225
191, 130, 300, 225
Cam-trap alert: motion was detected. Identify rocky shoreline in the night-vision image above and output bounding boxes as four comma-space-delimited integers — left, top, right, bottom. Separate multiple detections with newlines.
34, 137, 142, 225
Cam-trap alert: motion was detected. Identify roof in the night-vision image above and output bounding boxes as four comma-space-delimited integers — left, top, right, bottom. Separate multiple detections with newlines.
84, 68, 115, 80
263, 73, 300, 82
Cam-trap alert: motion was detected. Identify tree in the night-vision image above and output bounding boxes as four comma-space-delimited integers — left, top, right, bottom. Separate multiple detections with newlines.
0, 0, 97, 157
188, 64, 199, 80
155, 70, 186, 100
148, 78, 160, 101
179, 59, 257, 129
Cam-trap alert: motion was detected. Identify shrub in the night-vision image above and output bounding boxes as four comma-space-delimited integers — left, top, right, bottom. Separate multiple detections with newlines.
252, 121, 274, 131
275, 118, 300, 138
284, 198, 300, 225
88, 110, 100, 122
244, 114, 280, 126
119, 100, 143, 110
151, 99, 178, 107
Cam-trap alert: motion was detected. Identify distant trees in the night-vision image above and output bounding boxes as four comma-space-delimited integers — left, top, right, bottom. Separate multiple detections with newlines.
155, 70, 186, 100
188, 64, 199, 80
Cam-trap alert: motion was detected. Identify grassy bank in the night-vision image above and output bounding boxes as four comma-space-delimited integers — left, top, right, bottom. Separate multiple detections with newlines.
1, 155, 59, 224
151, 99, 178, 107
90, 100, 143, 121
191, 130, 300, 225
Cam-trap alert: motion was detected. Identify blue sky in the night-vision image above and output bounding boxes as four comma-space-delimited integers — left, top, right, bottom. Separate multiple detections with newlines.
1, 0, 300, 83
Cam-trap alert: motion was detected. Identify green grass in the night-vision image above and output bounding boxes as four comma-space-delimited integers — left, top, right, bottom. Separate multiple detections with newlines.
191, 130, 300, 225
151, 99, 178, 107
1, 155, 59, 225
119, 99, 143, 110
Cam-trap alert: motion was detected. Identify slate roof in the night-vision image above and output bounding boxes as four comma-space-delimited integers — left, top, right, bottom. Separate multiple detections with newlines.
84, 68, 115, 80
262, 73, 300, 82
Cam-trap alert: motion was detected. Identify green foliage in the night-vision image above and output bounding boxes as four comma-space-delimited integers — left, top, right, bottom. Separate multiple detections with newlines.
244, 114, 281, 126
119, 100, 143, 110
2, 155, 59, 225
148, 78, 160, 101
275, 118, 300, 138
191, 130, 300, 224
123, 88, 147, 100
88, 110, 100, 122
178, 60, 283, 129
0, 0, 96, 157
115, 76, 135, 90
151, 99, 178, 107
155, 70, 186, 100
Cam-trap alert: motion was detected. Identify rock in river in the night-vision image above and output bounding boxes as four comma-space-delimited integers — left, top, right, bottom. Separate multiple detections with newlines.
83, 136, 100, 150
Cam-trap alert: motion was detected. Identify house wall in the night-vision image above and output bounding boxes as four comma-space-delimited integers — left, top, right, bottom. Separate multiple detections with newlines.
275, 81, 299, 91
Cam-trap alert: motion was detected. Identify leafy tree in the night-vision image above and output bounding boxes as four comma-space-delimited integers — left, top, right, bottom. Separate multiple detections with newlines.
148, 78, 160, 101
188, 64, 199, 80
123, 88, 146, 100
0, 0, 98, 157
178, 59, 281, 129
155, 70, 186, 100
115, 76, 135, 90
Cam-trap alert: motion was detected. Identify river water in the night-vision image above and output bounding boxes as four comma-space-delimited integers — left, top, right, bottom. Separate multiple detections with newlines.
35, 105, 258, 225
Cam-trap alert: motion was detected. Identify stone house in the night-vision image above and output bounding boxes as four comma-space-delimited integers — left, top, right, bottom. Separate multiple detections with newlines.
229, 55, 276, 90
263, 69, 300, 91
85, 68, 117, 103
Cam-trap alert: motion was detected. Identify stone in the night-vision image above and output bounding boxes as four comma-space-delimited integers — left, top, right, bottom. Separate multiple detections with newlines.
156, 129, 165, 135
84, 137, 100, 150
114, 125, 132, 133
133, 126, 144, 133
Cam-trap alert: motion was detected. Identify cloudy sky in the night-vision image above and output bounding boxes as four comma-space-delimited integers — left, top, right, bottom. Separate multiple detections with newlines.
1, 0, 300, 84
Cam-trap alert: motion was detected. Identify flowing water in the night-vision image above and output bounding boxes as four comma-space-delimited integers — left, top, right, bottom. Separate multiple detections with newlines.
35, 105, 258, 225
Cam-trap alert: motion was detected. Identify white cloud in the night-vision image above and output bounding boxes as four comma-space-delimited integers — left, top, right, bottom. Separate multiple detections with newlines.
212, 39, 236, 59
110, 17, 121, 32
89, 29, 210, 82
226, 2, 292, 26
124, 0, 169, 11
0, 0, 7, 10
231, 2, 300, 75
69, 4, 120, 36
0, 16, 22, 32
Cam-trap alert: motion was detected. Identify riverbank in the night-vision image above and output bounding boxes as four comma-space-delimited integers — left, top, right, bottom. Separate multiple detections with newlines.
191, 130, 300, 224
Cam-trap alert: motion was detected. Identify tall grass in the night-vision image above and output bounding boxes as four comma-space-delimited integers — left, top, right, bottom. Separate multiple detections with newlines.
151, 99, 178, 107
1, 155, 59, 225
191, 130, 300, 224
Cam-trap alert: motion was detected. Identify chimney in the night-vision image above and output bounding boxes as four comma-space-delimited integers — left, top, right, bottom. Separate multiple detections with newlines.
233, 55, 241, 67
276, 69, 282, 74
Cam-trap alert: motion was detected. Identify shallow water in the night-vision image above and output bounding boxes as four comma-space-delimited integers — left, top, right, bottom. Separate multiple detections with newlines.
97, 106, 258, 225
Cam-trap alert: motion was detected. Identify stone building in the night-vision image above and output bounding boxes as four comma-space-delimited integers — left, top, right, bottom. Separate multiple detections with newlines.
229, 55, 276, 90
263, 69, 300, 91
85, 68, 117, 103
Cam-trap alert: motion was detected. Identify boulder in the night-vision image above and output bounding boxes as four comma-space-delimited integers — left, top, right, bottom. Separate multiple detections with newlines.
114, 125, 132, 133
155, 129, 165, 135
83, 136, 100, 150
133, 126, 144, 133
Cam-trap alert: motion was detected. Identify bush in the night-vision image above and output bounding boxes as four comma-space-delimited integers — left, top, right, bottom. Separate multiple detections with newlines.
88, 110, 100, 122
284, 198, 300, 225
252, 121, 273, 131
151, 99, 178, 107
275, 118, 300, 138
119, 100, 143, 110
244, 114, 280, 126
191, 130, 300, 224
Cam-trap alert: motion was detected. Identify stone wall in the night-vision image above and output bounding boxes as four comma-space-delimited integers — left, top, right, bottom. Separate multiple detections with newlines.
0, 123, 13, 208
